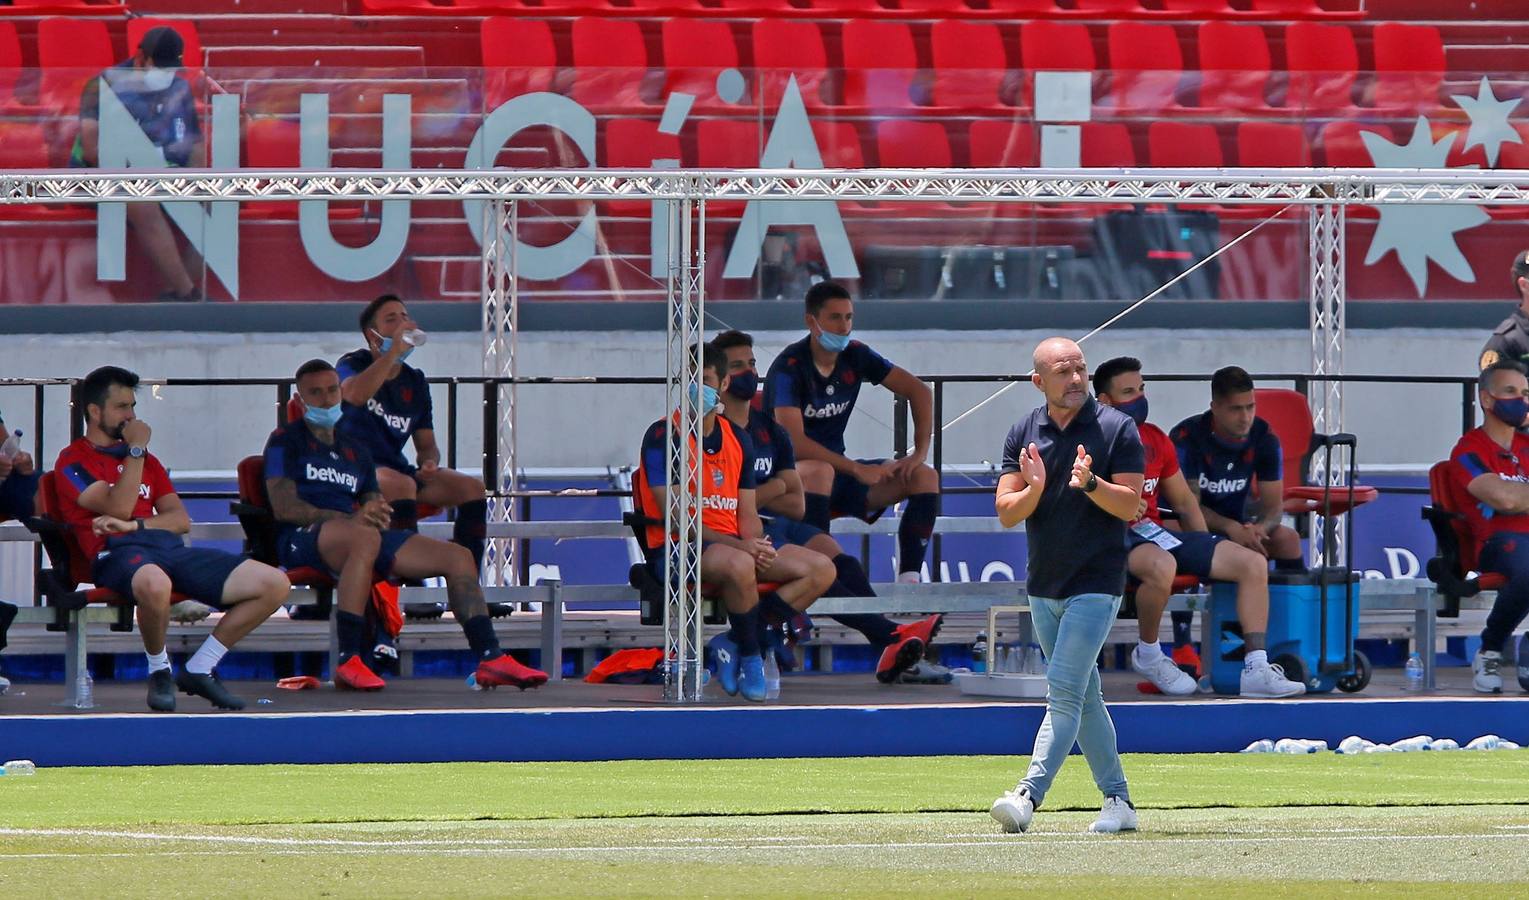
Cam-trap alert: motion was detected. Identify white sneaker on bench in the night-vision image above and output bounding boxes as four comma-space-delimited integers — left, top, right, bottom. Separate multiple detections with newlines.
168, 600, 215, 624
1131, 646, 1196, 696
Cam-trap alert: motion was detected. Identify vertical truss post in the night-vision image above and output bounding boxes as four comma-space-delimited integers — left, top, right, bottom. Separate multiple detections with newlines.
1308, 200, 1346, 567
663, 185, 707, 702
481, 197, 517, 587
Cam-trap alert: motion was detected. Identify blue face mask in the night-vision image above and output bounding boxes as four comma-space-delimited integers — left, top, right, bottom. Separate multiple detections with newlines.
1491, 395, 1529, 427
1115, 395, 1149, 426
687, 382, 721, 414
304, 402, 344, 430
373, 329, 414, 362
726, 370, 758, 401
816, 328, 850, 353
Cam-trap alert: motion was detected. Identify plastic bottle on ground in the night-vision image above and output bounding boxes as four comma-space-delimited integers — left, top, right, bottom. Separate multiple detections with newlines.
1391, 734, 1433, 752
1428, 738, 1460, 751
1240, 739, 1274, 754
1338, 735, 1375, 755
2, 760, 36, 776
763, 652, 781, 700
1404, 652, 1424, 692
73, 671, 94, 710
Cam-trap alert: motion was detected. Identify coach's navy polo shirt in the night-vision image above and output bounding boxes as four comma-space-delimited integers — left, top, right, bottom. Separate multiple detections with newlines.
1001, 396, 1145, 599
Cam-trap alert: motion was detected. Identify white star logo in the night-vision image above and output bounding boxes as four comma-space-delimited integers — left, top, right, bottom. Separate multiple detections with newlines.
1361, 117, 1490, 297
1451, 76, 1522, 167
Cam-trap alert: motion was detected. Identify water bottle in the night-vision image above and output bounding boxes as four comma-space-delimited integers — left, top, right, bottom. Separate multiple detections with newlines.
73, 670, 94, 710
1404, 652, 1424, 692
995, 645, 1011, 674
0, 429, 21, 460
1024, 643, 1046, 675
972, 631, 987, 673
401, 328, 428, 348
2, 760, 36, 776
763, 652, 781, 700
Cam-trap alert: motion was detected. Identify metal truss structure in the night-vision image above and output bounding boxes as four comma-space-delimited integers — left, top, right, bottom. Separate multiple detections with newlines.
12, 165, 1528, 700
1308, 204, 1347, 567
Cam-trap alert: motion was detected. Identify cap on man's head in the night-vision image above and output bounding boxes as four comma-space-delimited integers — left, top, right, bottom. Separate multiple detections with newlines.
139, 26, 184, 68
1513, 249, 1529, 297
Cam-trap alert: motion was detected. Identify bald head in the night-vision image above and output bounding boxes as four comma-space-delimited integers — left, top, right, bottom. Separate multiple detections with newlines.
1031, 337, 1089, 411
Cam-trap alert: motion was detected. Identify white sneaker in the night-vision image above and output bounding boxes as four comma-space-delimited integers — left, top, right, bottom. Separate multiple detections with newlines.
899, 660, 954, 685
990, 788, 1034, 834
0, 672, 10, 695
168, 600, 215, 624
1240, 661, 1306, 698
1089, 796, 1138, 834
896, 571, 922, 585
1474, 650, 1503, 694
1131, 646, 1197, 696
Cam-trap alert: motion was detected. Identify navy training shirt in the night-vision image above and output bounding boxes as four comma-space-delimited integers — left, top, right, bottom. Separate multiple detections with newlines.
1001, 396, 1145, 599
1169, 411, 1282, 522
744, 407, 795, 486
762, 336, 893, 456
335, 348, 434, 471
263, 420, 380, 537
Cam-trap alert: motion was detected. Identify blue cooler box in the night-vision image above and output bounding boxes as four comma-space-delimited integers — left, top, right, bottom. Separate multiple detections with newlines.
1206, 567, 1361, 694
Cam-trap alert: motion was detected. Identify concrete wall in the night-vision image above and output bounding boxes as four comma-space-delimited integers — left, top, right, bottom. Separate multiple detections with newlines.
0, 327, 1487, 474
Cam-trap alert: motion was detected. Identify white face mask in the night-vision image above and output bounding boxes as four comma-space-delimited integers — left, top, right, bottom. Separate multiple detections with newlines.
142, 67, 174, 91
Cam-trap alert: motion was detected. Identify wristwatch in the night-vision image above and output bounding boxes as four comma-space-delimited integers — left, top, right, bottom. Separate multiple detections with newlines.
1082, 471, 1099, 493
127, 445, 147, 460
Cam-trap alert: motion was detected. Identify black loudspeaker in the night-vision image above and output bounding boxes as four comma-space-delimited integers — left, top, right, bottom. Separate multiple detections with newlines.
862, 245, 1079, 300
1091, 208, 1221, 300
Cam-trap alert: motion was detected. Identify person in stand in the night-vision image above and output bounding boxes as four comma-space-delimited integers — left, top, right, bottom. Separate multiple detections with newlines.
713, 330, 944, 685
1093, 356, 1304, 699
53, 366, 290, 711
989, 338, 1143, 836
762, 281, 941, 583
266, 360, 548, 692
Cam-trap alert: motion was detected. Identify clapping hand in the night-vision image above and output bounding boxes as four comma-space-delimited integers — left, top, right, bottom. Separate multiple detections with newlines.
1016, 442, 1047, 490
1068, 445, 1093, 490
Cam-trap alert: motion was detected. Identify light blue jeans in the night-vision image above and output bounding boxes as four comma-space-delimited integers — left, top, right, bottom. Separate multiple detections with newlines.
1020, 593, 1129, 807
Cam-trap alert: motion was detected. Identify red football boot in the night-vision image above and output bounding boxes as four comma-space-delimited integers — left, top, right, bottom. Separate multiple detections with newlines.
894, 613, 944, 648
1171, 644, 1202, 678
876, 634, 926, 684
477, 653, 549, 690
335, 655, 386, 691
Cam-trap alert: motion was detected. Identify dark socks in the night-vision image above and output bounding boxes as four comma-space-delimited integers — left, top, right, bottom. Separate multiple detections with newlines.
336, 610, 366, 661
824, 555, 900, 646
757, 591, 797, 625
1274, 556, 1307, 573
1244, 630, 1266, 653
1171, 610, 1194, 647
391, 498, 419, 532
728, 607, 761, 656
804, 493, 831, 532
898, 493, 938, 574
453, 499, 488, 572
462, 614, 502, 660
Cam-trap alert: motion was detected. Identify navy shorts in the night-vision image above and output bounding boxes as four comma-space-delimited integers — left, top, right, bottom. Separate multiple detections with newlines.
761, 515, 824, 550
92, 530, 246, 605
829, 458, 890, 523
278, 523, 414, 579
1127, 529, 1225, 579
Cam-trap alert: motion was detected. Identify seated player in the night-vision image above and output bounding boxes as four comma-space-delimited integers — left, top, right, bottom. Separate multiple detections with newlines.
634, 343, 835, 701
1094, 357, 1303, 698
1170, 366, 1304, 571
0, 409, 38, 522
266, 360, 548, 692
338, 295, 489, 614
763, 281, 941, 584
54, 366, 290, 712
713, 330, 944, 684
1450, 359, 1529, 693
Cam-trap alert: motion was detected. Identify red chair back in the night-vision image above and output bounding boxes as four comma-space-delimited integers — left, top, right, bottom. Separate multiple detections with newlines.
1430, 459, 1484, 574
1252, 388, 1314, 487
37, 471, 93, 586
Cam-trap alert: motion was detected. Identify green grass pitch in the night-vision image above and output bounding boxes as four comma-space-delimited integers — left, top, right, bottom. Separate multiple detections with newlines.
2, 752, 1527, 896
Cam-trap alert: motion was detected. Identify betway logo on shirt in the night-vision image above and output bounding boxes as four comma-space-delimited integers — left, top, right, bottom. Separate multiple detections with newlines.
367, 398, 413, 433
1503, 474, 1529, 484
1199, 474, 1249, 494
306, 463, 359, 492
1143, 476, 1160, 495
755, 458, 774, 478
701, 495, 739, 511
804, 399, 852, 419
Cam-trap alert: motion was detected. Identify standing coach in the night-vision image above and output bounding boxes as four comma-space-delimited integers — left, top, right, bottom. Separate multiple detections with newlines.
988, 337, 1145, 836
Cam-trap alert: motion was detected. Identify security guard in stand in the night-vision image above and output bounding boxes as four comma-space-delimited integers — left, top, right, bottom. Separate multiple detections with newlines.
1481, 250, 1529, 370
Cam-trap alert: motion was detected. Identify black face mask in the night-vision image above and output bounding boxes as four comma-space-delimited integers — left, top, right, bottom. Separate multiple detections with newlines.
726, 370, 758, 401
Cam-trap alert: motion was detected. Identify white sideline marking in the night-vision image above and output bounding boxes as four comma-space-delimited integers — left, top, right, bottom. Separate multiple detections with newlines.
4, 826, 1529, 856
